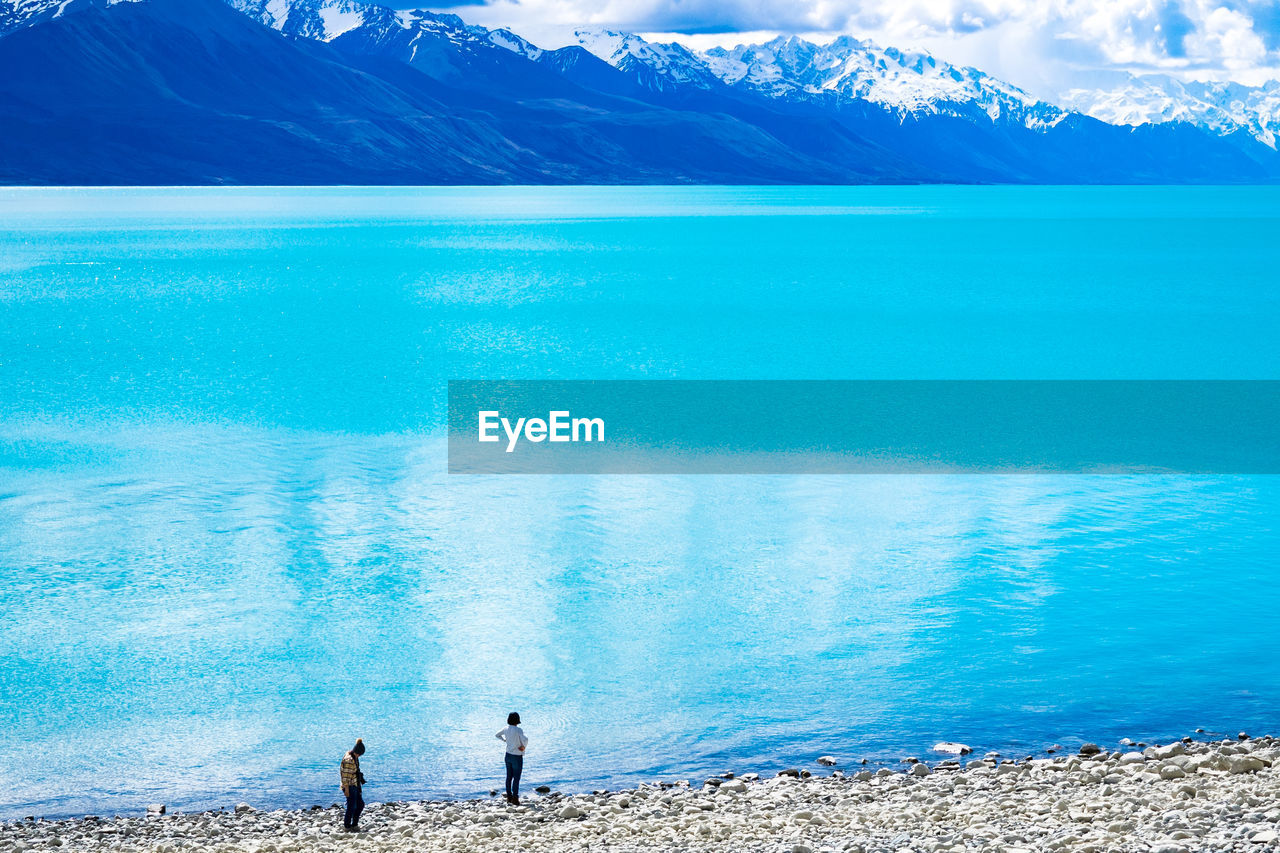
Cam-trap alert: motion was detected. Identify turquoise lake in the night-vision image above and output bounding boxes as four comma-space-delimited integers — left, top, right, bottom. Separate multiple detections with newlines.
0, 186, 1278, 819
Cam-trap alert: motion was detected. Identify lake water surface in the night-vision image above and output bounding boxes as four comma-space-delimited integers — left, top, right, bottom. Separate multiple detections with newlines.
1, 186, 1278, 819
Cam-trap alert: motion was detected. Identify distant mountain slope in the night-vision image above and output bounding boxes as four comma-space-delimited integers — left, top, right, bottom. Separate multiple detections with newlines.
573, 28, 727, 93
0, 0, 1276, 184
1060, 74, 1280, 149
703, 35, 1069, 130
574, 30, 1068, 132
0, 0, 558, 183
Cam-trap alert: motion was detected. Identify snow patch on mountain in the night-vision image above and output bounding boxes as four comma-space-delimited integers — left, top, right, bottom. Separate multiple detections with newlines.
315, 1, 360, 38
487, 27, 541, 61
1, 0, 140, 37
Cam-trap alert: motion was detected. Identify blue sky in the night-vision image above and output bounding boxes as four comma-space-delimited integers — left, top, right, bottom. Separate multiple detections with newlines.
418, 0, 1280, 96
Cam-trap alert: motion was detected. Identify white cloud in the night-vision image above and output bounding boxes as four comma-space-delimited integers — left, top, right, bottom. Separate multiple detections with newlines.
429, 0, 1280, 95
1187, 5, 1268, 70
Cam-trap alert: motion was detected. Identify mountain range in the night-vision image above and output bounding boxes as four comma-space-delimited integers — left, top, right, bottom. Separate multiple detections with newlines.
1061, 74, 1280, 149
1, 0, 1278, 184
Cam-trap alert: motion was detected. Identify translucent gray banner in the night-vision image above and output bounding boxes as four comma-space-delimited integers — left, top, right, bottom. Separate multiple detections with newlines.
447, 381, 1280, 474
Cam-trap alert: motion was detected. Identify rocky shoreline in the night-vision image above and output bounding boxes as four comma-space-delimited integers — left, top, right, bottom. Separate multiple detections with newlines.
5, 734, 1278, 852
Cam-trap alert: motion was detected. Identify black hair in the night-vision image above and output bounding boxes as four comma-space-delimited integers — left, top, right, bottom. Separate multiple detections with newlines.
352, 738, 366, 756
507, 712, 521, 726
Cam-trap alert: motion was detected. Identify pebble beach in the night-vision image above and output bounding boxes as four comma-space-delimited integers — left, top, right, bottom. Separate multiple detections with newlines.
6, 735, 1279, 853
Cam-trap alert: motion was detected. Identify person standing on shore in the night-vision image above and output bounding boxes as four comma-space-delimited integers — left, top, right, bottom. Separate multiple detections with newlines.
496, 713, 528, 804
340, 738, 366, 831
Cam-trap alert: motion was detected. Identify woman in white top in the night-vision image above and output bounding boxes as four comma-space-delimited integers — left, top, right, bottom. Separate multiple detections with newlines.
496, 712, 528, 804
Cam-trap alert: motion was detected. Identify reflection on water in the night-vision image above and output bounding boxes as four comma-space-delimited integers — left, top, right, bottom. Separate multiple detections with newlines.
2, 421, 1277, 818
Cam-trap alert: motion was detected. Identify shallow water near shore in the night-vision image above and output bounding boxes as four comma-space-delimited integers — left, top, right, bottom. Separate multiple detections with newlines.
1, 186, 1279, 821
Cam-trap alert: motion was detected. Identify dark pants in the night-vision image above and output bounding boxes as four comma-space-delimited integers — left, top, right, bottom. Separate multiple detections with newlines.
504, 753, 523, 798
343, 785, 364, 828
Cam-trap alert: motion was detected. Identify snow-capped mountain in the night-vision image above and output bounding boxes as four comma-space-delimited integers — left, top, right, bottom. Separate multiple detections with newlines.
486, 27, 542, 61
230, 0, 569, 81
227, 0, 608, 94
231, 0, 489, 51
2, 0, 1278, 184
2, 0, 1276, 151
1060, 74, 1280, 148
572, 28, 724, 93
572, 30, 1069, 131
704, 35, 1068, 129
211, 3, 1280, 149
225, 2, 1073, 134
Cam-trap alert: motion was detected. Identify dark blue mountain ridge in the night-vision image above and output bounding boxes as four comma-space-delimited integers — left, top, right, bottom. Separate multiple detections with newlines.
0, 0, 923, 183
0, 0, 1275, 184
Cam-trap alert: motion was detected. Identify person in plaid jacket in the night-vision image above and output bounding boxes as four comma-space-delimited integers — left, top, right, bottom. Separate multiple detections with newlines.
340, 739, 366, 831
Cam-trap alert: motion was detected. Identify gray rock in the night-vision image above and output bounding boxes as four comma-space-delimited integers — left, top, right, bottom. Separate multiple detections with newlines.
933, 742, 972, 755
9, 735, 1276, 853
1229, 756, 1265, 775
